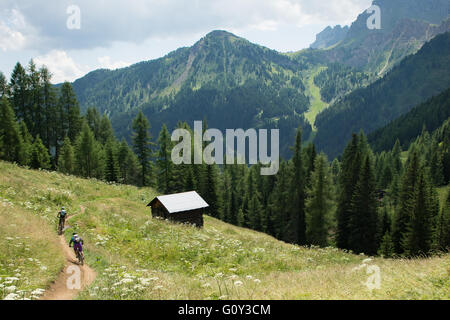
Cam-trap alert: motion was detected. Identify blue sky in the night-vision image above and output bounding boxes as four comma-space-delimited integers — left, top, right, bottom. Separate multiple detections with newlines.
0, 0, 372, 83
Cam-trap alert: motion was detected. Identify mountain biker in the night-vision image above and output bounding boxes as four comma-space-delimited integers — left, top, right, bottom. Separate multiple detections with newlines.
69, 232, 84, 260
57, 207, 67, 231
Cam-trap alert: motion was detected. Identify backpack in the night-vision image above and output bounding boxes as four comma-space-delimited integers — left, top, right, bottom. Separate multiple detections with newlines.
60, 210, 66, 217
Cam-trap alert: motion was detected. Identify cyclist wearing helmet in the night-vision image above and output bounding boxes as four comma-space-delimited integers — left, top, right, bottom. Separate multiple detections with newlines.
57, 207, 67, 232
69, 232, 84, 259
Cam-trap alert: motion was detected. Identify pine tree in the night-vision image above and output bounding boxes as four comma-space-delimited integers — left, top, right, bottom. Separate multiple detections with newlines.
75, 123, 103, 178
331, 158, 340, 186
237, 208, 245, 227
0, 71, 9, 97
348, 155, 379, 255
0, 97, 25, 164
204, 164, 221, 218
289, 127, 306, 245
132, 111, 153, 187
304, 142, 317, 188
117, 139, 139, 185
378, 232, 395, 258
105, 141, 119, 182
58, 82, 82, 143
28, 60, 43, 138
39, 66, 57, 151
19, 121, 33, 166
86, 107, 101, 140
9, 62, 29, 124
305, 154, 334, 247
336, 134, 361, 250
247, 192, 263, 231
435, 188, 450, 250
401, 168, 434, 256
429, 147, 445, 186
268, 160, 291, 241
392, 139, 403, 175
156, 124, 173, 193
58, 136, 75, 174
98, 115, 115, 145
30, 136, 51, 170
392, 150, 421, 254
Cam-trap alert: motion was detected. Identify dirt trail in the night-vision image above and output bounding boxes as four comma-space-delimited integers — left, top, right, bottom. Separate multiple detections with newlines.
40, 206, 97, 300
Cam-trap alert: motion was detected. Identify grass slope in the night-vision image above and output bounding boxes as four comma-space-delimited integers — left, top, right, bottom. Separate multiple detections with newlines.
0, 161, 449, 300
304, 66, 329, 131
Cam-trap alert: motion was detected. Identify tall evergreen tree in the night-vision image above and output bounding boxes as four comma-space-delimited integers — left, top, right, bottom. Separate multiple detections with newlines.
336, 134, 362, 249
132, 111, 153, 187
392, 150, 421, 254
105, 141, 119, 182
58, 82, 82, 143
401, 168, 434, 256
156, 124, 174, 193
289, 127, 306, 245
98, 115, 115, 145
18, 121, 33, 166
348, 155, 379, 255
204, 164, 221, 218
436, 188, 450, 250
75, 123, 103, 178
30, 136, 51, 170
0, 97, 24, 164
58, 136, 75, 174
9, 62, 29, 124
305, 154, 334, 247
0, 71, 9, 97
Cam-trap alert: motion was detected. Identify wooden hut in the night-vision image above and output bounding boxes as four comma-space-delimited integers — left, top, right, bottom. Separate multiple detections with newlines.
147, 191, 209, 228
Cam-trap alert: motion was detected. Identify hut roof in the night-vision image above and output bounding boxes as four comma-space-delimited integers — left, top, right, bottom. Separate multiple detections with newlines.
147, 191, 209, 214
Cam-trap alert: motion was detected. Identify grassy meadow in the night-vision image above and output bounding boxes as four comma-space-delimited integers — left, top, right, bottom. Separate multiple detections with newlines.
0, 161, 449, 300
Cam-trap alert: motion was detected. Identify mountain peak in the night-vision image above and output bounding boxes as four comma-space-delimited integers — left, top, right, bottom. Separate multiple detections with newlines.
204, 30, 238, 39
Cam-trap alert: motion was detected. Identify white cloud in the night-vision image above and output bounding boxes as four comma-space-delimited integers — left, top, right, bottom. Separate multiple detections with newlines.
34, 50, 88, 83
0, 9, 27, 51
0, 0, 373, 51
97, 56, 131, 70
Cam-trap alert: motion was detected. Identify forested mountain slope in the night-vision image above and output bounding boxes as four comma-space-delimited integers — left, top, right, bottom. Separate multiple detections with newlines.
314, 32, 450, 159
368, 88, 450, 152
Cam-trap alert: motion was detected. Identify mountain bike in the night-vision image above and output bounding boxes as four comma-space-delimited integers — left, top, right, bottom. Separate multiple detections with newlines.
75, 247, 84, 266
58, 217, 65, 235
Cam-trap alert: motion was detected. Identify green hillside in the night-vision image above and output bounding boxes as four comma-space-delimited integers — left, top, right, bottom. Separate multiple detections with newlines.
0, 161, 449, 300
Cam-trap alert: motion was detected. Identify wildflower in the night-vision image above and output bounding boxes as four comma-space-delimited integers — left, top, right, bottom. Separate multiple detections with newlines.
246, 275, 253, 280
234, 281, 243, 287
5, 277, 19, 282
5, 285, 17, 292
253, 279, 261, 284
201, 283, 211, 288
3, 293, 19, 300
120, 278, 133, 284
